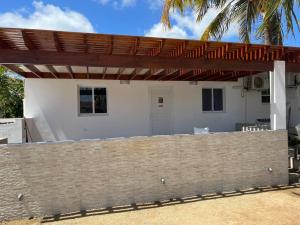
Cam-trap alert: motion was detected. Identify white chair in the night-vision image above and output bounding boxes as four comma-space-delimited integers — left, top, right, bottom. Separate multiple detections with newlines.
289, 123, 300, 141
194, 127, 209, 135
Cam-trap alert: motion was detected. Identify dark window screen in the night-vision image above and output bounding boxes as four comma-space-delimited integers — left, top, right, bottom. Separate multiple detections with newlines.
80, 88, 93, 113
261, 89, 270, 103
94, 88, 107, 113
262, 96, 270, 103
202, 88, 212, 111
213, 89, 223, 111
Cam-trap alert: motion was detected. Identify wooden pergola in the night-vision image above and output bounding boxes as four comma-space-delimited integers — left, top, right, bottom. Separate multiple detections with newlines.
0, 28, 300, 81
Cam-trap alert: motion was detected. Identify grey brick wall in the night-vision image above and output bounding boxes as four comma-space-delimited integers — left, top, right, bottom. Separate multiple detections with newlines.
0, 130, 288, 220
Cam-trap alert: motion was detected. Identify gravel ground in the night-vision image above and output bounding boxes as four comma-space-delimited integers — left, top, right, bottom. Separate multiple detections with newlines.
1, 187, 300, 225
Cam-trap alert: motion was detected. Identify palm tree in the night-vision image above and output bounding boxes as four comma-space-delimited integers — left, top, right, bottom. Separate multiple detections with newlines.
161, 0, 300, 45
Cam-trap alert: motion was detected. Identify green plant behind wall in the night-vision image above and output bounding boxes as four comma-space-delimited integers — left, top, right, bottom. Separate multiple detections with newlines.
0, 66, 24, 118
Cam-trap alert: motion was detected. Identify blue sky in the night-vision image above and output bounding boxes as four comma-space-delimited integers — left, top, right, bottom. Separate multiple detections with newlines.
0, 0, 299, 46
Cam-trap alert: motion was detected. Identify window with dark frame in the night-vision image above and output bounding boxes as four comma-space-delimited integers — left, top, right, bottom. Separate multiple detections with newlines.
261, 89, 270, 103
202, 88, 224, 112
79, 87, 107, 114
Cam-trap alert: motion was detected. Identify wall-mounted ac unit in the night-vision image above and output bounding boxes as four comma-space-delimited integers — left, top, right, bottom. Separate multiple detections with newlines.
287, 73, 299, 88
244, 74, 269, 90
243, 76, 252, 90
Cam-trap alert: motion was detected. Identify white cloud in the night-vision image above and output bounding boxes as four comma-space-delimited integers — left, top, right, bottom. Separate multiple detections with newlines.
121, 0, 136, 7
95, 0, 136, 8
148, 0, 163, 10
145, 9, 238, 40
0, 1, 95, 33
97, 0, 111, 5
145, 23, 188, 39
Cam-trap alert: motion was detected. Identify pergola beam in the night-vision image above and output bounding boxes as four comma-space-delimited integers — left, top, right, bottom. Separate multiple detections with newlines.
0, 49, 284, 72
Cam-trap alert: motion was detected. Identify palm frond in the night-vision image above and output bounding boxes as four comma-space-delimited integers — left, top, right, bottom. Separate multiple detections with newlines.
161, 0, 193, 28
200, 1, 234, 41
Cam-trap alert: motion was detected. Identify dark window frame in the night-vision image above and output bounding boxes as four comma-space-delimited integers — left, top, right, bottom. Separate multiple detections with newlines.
202, 88, 225, 112
78, 86, 108, 115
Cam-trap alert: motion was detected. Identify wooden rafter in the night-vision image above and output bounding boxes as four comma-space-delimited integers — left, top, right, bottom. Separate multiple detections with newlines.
157, 69, 179, 80
169, 41, 187, 57
185, 43, 208, 58
154, 39, 165, 56
83, 34, 89, 54
130, 68, 144, 80
131, 38, 139, 55
22, 31, 38, 50
24, 65, 42, 78
144, 69, 165, 80
53, 32, 63, 52
183, 69, 204, 81
102, 67, 107, 79
169, 69, 192, 81
66, 66, 74, 79
46, 65, 58, 78
0, 31, 15, 49
107, 36, 114, 55
2, 64, 27, 76
117, 68, 126, 79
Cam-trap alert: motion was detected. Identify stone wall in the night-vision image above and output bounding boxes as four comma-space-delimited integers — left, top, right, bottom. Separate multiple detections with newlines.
0, 130, 288, 220
0, 118, 25, 144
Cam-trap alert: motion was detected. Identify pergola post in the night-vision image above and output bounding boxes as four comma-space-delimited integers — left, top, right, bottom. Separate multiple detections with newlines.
270, 60, 286, 130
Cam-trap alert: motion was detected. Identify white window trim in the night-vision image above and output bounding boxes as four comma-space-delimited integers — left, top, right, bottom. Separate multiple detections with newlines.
78, 86, 109, 117
202, 87, 226, 113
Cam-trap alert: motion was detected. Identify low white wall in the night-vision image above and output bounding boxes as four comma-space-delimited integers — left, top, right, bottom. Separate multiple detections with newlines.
0, 130, 289, 220
0, 118, 25, 143
24, 79, 269, 142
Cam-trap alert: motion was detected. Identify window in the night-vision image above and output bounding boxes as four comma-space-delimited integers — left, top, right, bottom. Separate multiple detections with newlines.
79, 87, 107, 114
261, 89, 270, 103
202, 88, 224, 112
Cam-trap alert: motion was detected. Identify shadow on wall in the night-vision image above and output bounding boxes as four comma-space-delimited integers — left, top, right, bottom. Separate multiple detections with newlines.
25, 118, 43, 142
41, 184, 300, 223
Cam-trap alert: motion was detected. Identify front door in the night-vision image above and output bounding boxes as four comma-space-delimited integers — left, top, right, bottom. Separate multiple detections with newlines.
150, 87, 173, 135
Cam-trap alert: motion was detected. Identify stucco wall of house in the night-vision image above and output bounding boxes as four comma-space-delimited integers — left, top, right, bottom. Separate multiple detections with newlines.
24, 79, 270, 142
0, 130, 288, 220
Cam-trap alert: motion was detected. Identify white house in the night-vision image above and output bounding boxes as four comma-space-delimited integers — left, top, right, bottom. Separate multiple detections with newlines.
0, 28, 300, 143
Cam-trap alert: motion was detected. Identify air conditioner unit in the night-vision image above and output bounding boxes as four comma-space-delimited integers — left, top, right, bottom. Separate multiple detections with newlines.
253, 74, 269, 90
287, 73, 299, 87
243, 76, 252, 90
244, 74, 269, 90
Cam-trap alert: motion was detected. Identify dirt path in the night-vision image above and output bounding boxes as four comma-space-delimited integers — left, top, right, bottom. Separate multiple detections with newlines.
2, 188, 300, 225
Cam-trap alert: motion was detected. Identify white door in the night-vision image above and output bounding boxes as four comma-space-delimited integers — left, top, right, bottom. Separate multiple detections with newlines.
150, 87, 173, 135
